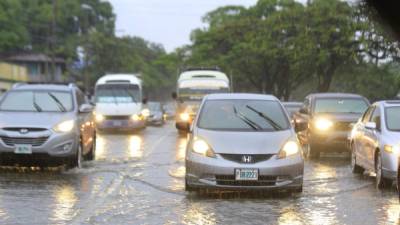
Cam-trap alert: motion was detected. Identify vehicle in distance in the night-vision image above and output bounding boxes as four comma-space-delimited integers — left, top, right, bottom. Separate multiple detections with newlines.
0, 83, 96, 168
174, 67, 230, 133
145, 101, 165, 126
163, 102, 176, 120
350, 101, 400, 188
282, 102, 302, 119
185, 93, 304, 193
294, 93, 369, 158
94, 74, 146, 132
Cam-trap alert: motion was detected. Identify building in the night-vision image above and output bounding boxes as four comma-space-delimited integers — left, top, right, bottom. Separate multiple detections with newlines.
0, 62, 29, 93
4, 53, 66, 82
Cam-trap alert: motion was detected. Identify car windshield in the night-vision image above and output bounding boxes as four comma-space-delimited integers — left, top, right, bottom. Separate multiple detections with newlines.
198, 99, 289, 131
385, 107, 400, 131
0, 90, 73, 112
148, 102, 161, 111
314, 98, 368, 114
95, 84, 140, 103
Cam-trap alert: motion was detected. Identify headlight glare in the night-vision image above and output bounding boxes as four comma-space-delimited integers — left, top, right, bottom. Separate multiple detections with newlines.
131, 114, 141, 121
192, 137, 215, 158
278, 140, 300, 159
54, 120, 75, 133
141, 109, 150, 117
180, 113, 190, 121
384, 145, 399, 154
95, 114, 104, 122
315, 118, 333, 131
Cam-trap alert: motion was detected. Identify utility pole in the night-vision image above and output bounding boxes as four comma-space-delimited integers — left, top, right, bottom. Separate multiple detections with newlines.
50, 0, 57, 82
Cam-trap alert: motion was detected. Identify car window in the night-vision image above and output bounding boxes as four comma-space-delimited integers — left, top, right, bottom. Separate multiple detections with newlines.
0, 91, 74, 112
385, 106, 400, 131
369, 107, 381, 128
314, 98, 368, 114
198, 99, 289, 131
362, 106, 375, 123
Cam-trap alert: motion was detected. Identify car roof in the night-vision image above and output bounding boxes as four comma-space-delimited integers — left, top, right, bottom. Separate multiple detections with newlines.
375, 100, 400, 107
205, 93, 279, 101
282, 102, 302, 106
96, 74, 141, 85
307, 92, 365, 99
12, 84, 74, 92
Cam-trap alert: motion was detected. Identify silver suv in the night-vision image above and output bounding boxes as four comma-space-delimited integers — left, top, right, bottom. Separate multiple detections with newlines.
0, 83, 96, 168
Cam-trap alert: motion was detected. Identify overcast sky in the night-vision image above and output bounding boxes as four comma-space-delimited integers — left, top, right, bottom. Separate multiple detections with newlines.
107, 0, 258, 52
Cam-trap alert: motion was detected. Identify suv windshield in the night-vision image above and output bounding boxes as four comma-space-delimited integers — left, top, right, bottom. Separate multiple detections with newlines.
385, 107, 400, 131
95, 84, 140, 104
314, 98, 368, 114
0, 91, 73, 112
198, 99, 289, 131
148, 102, 162, 111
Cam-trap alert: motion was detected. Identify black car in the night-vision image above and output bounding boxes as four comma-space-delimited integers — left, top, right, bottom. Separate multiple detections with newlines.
293, 93, 370, 158
146, 101, 166, 126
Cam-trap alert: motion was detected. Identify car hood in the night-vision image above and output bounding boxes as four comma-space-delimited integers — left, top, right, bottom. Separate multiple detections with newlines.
313, 113, 362, 123
0, 112, 74, 129
95, 102, 142, 116
195, 128, 294, 154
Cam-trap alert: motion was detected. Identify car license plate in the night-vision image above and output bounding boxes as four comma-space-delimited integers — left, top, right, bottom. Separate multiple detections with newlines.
235, 169, 258, 181
113, 121, 122, 126
14, 144, 32, 154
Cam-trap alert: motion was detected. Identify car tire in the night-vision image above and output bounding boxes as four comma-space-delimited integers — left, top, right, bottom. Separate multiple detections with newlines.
85, 135, 96, 161
351, 144, 364, 174
68, 143, 82, 169
376, 152, 392, 189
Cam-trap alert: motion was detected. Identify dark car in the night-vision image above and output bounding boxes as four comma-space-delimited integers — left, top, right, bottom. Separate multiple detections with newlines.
282, 102, 302, 119
293, 93, 369, 158
146, 101, 166, 126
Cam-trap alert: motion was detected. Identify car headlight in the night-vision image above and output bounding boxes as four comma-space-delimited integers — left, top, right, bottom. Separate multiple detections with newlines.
131, 114, 141, 121
384, 145, 399, 154
191, 137, 216, 158
277, 140, 300, 159
54, 120, 75, 133
314, 118, 333, 131
180, 113, 190, 121
141, 109, 150, 117
95, 114, 104, 122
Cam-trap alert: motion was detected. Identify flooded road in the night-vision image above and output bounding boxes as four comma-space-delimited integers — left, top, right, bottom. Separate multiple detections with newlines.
0, 122, 398, 225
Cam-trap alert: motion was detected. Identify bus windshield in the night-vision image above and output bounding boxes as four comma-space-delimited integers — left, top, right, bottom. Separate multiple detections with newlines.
95, 84, 141, 103
178, 87, 229, 101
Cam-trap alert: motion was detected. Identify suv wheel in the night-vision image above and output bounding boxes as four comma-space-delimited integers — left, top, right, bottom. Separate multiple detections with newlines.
68, 143, 82, 169
351, 144, 364, 174
376, 152, 392, 189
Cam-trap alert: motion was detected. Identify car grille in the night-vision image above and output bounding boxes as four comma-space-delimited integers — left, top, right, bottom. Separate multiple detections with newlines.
220, 154, 274, 164
0, 136, 49, 147
2, 127, 48, 132
334, 122, 353, 131
104, 115, 131, 120
215, 175, 277, 186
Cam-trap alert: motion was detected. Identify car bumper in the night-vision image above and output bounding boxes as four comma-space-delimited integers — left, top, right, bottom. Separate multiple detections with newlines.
186, 153, 304, 191
309, 130, 350, 151
97, 119, 146, 131
0, 131, 79, 166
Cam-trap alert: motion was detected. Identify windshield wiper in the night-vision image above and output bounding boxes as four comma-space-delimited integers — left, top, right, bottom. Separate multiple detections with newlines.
233, 106, 261, 130
246, 105, 283, 131
48, 93, 66, 112
123, 89, 137, 103
33, 94, 42, 112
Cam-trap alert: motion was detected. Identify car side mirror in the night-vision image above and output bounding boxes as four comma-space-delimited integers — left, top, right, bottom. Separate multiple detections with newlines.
299, 107, 308, 114
172, 92, 177, 100
79, 104, 94, 113
365, 122, 376, 130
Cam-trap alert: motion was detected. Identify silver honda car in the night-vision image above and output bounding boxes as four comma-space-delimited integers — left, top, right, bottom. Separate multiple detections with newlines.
0, 83, 96, 168
350, 100, 400, 188
185, 93, 304, 193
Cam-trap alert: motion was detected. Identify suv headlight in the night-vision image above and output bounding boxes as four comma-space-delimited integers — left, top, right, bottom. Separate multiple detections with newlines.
314, 118, 333, 131
95, 114, 104, 122
141, 109, 150, 117
131, 114, 141, 121
277, 140, 300, 159
54, 120, 75, 133
191, 137, 216, 158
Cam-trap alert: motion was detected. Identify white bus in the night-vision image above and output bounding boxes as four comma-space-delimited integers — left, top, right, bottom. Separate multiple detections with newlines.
174, 68, 230, 132
94, 74, 146, 131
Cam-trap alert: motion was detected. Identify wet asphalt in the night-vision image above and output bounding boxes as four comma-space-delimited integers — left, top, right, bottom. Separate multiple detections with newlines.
0, 122, 398, 225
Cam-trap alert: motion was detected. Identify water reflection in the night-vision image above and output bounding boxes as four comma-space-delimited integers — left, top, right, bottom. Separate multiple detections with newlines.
129, 135, 143, 158
278, 207, 303, 225
51, 185, 77, 223
176, 136, 187, 161
183, 203, 216, 225
382, 199, 400, 225
95, 135, 106, 160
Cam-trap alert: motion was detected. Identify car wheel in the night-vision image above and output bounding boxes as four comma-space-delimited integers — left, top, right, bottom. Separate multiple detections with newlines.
376, 152, 392, 189
85, 136, 96, 161
351, 144, 364, 174
68, 143, 82, 169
